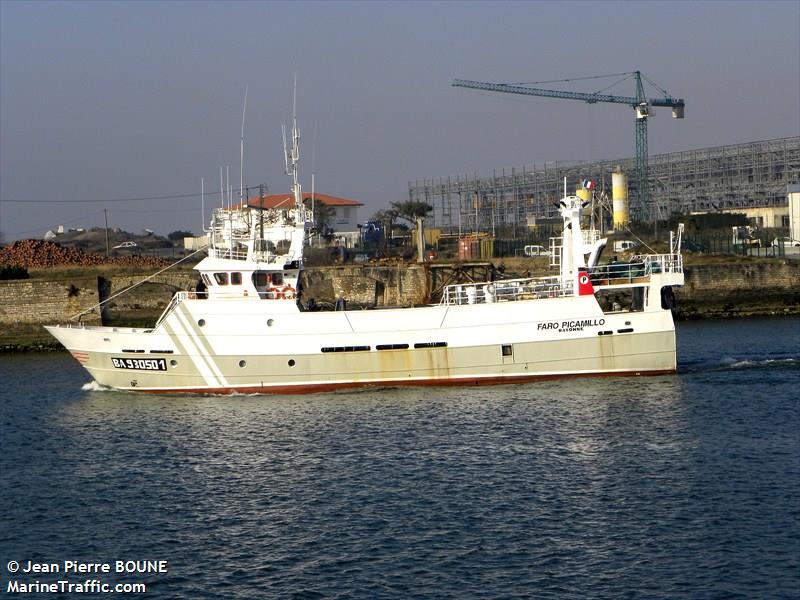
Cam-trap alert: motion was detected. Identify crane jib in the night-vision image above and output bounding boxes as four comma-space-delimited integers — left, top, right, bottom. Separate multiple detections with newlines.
451, 79, 684, 108
452, 72, 686, 223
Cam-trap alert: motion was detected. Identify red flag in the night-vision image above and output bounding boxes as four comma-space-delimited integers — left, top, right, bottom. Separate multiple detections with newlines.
578, 269, 594, 296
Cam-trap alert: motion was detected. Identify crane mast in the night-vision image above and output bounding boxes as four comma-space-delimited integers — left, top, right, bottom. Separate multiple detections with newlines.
453, 71, 685, 222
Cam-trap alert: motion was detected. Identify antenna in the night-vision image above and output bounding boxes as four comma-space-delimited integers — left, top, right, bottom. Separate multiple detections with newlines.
240, 83, 248, 207
219, 167, 224, 209
283, 75, 302, 211
282, 124, 289, 174
201, 177, 205, 232
311, 122, 317, 226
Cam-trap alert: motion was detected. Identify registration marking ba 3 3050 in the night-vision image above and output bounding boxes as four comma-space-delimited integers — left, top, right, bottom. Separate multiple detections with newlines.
111, 357, 167, 371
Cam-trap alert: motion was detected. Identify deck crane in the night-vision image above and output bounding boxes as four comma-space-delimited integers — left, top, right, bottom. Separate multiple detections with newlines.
452, 71, 685, 221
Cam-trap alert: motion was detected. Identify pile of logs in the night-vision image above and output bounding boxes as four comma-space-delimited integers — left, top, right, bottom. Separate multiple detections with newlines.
0, 240, 170, 269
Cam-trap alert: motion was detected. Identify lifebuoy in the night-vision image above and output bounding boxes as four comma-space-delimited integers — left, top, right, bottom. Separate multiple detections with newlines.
264, 285, 296, 300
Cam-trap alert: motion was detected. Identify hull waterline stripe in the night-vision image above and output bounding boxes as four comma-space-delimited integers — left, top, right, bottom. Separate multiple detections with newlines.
120, 368, 677, 395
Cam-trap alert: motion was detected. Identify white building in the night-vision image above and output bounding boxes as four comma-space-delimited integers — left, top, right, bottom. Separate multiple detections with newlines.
789, 182, 800, 242
246, 192, 363, 232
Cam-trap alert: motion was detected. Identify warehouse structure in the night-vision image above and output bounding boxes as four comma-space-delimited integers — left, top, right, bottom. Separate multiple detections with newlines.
408, 136, 800, 233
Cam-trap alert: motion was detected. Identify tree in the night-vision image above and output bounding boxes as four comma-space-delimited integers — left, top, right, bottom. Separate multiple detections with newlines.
389, 200, 433, 225
167, 230, 194, 241
371, 209, 398, 231
303, 198, 336, 240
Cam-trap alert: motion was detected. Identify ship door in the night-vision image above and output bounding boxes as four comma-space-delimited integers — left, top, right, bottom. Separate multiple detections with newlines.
253, 271, 270, 299
501, 344, 514, 365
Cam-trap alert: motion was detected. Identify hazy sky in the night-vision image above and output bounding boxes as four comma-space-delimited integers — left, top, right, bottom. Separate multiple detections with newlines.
1, 0, 798, 241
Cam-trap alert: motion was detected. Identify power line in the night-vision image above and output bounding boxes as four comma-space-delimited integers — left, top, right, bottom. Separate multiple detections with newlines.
0, 182, 267, 204
111, 207, 205, 214
2, 209, 107, 237
508, 72, 633, 86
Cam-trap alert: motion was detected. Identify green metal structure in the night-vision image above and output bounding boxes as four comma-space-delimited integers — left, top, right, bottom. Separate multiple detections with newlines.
452, 71, 685, 221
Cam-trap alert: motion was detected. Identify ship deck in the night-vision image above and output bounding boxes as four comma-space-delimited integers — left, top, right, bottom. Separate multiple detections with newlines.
439, 253, 682, 306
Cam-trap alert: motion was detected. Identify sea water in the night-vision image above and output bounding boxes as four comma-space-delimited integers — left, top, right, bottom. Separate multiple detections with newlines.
1, 317, 798, 598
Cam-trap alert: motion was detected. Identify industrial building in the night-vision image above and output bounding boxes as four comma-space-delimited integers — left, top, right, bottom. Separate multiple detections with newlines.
408, 136, 800, 234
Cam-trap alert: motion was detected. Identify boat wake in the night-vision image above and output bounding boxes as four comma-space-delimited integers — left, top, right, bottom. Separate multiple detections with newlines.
723, 357, 800, 370
681, 355, 800, 374
81, 380, 113, 392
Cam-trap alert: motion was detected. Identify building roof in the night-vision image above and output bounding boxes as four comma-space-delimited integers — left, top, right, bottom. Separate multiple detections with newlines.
245, 192, 363, 209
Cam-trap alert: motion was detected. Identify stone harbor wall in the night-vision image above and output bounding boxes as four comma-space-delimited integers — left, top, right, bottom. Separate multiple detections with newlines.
102, 274, 199, 318
0, 273, 198, 351
0, 278, 101, 325
301, 264, 428, 308
1, 260, 798, 351
675, 260, 800, 319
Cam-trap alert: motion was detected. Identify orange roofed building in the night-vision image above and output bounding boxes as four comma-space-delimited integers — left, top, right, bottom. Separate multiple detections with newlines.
246, 192, 363, 232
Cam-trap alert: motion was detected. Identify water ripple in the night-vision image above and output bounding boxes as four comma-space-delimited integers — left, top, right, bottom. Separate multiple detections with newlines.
1, 318, 799, 598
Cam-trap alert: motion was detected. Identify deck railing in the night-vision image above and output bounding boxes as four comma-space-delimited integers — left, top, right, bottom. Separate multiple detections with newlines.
635, 253, 683, 275
440, 276, 572, 306
154, 291, 210, 328
208, 247, 249, 260
439, 253, 682, 306
587, 253, 682, 286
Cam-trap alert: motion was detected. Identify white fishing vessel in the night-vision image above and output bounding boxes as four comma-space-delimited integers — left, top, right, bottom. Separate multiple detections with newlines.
46, 113, 685, 394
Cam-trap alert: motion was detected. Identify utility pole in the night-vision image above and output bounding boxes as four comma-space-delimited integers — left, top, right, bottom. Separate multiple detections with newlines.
104, 208, 109, 257
259, 184, 264, 243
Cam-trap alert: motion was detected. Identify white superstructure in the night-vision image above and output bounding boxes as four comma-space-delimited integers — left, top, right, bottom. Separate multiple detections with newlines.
46, 114, 685, 395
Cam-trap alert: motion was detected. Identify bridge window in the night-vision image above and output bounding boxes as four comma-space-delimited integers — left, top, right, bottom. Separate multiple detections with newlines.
231, 272, 242, 285
214, 273, 229, 285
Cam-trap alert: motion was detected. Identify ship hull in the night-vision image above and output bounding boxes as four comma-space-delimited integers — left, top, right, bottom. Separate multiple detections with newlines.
46, 297, 678, 394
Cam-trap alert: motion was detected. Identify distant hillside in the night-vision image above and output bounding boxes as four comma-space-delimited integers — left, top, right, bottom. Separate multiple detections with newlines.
49, 227, 176, 254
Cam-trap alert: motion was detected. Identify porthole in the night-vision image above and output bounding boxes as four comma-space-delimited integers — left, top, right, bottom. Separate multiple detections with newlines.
288, 359, 296, 367
267, 319, 274, 327
170, 359, 178, 367
239, 360, 247, 368
198, 319, 206, 327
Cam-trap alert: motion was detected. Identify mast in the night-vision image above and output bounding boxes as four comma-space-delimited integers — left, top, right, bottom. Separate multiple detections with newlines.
284, 77, 302, 211
240, 83, 248, 208
282, 77, 308, 265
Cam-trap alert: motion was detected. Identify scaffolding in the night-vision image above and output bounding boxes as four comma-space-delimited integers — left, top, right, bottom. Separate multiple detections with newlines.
409, 137, 800, 233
